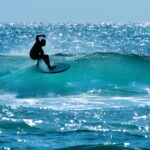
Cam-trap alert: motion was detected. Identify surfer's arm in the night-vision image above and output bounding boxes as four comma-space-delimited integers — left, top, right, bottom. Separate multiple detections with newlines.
36, 35, 46, 42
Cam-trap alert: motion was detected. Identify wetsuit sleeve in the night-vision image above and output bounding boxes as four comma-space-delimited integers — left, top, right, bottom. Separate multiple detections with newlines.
36, 35, 46, 42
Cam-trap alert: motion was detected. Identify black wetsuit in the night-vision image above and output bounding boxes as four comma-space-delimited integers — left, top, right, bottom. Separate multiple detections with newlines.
30, 35, 53, 69
30, 36, 44, 60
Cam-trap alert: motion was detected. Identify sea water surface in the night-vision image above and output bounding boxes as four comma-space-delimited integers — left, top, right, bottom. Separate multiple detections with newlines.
0, 23, 150, 150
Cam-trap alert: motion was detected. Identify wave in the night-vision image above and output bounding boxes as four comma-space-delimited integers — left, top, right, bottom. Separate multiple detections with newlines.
0, 103, 149, 150
0, 144, 135, 150
0, 52, 150, 97
57, 144, 134, 150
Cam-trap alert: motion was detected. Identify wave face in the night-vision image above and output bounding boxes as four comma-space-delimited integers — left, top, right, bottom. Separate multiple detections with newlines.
0, 23, 150, 150
0, 53, 150, 98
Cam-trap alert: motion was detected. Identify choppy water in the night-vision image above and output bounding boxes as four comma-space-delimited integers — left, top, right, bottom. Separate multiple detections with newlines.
0, 23, 150, 150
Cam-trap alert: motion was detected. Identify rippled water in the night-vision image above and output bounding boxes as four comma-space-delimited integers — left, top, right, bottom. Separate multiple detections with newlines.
0, 23, 150, 150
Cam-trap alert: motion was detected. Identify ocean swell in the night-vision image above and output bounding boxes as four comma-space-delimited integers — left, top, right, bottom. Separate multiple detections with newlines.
0, 52, 150, 97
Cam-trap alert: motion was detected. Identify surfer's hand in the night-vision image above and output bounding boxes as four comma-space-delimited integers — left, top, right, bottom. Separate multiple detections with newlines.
36, 35, 45, 37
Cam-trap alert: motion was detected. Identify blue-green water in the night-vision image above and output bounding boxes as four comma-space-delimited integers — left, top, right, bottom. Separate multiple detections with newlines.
0, 23, 150, 150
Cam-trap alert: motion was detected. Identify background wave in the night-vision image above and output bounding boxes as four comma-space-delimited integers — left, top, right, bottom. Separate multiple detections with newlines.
0, 23, 150, 56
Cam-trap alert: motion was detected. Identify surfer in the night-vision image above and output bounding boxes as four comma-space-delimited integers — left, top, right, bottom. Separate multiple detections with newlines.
30, 35, 55, 69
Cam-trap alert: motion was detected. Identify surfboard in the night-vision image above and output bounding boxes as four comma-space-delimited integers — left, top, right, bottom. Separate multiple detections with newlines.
36, 63, 71, 73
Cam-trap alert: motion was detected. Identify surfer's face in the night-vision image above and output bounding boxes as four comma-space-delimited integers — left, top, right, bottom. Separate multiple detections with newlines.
41, 39, 46, 46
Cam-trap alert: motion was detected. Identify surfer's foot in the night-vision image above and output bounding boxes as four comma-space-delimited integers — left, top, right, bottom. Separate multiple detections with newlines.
48, 66, 56, 69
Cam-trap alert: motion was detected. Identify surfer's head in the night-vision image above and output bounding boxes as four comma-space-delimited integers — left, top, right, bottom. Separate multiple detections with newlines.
40, 39, 46, 46
39, 36, 46, 46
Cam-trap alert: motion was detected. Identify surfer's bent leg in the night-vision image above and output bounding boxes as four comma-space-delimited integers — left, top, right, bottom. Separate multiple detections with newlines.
42, 54, 51, 69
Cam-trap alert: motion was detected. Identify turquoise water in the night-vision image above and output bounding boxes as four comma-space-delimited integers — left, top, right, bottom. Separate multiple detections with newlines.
0, 23, 150, 149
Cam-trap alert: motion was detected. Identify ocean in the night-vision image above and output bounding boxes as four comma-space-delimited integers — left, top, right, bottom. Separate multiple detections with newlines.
0, 23, 150, 150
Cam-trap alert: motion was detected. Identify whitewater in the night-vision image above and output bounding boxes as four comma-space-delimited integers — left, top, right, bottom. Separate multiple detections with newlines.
0, 23, 150, 150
